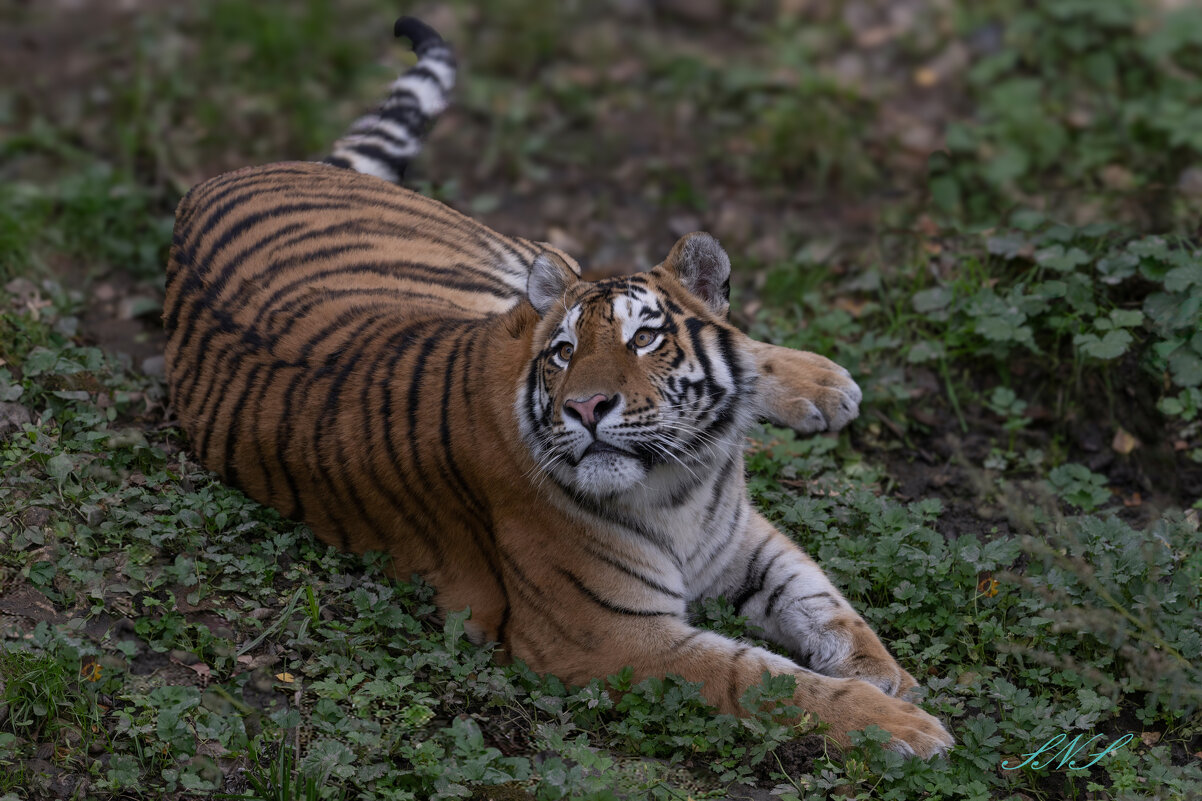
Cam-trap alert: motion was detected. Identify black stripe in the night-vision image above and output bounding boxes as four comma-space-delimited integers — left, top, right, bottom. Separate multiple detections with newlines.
684, 458, 737, 570
547, 475, 683, 569
733, 549, 785, 615
179, 169, 538, 291
728, 533, 773, 610
174, 164, 325, 231
336, 143, 405, 178
375, 319, 460, 554
355, 319, 453, 560
763, 572, 802, 618
667, 630, 703, 654
266, 287, 473, 343
309, 311, 410, 550
688, 497, 746, 596
170, 225, 373, 389
438, 332, 491, 525
560, 569, 675, 618
377, 102, 426, 132
664, 470, 706, 507
420, 331, 506, 594
728, 646, 749, 711
498, 551, 591, 650
581, 543, 684, 599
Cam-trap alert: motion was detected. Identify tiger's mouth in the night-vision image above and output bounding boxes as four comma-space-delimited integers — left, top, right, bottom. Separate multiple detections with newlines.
582, 440, 635, 459
567, 437, 650, 496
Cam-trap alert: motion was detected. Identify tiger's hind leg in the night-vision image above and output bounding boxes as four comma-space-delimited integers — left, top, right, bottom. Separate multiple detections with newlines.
741, 337, 863, 434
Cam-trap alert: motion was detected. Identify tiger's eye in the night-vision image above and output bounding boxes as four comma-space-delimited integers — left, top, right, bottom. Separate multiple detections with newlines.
557, 342, 574, 361
633, 329, 656, 348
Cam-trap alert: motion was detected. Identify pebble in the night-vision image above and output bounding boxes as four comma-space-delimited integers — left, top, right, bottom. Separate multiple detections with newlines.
141, 355, 165, 377
0, 402, 33, 437
1177, 166, 1202, 197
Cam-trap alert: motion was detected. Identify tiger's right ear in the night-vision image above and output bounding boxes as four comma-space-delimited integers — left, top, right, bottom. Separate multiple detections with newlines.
659, 232, 731, 317
527, 252, 577, 317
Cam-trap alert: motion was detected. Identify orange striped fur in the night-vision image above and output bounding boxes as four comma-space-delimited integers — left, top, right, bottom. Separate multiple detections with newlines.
163, 17, 952, 759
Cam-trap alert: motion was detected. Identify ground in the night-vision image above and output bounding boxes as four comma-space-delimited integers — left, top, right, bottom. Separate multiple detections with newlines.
1, 1, 1200, 800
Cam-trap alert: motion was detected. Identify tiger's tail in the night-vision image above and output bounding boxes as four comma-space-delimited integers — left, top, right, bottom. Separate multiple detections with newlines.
322, 16, 456, 184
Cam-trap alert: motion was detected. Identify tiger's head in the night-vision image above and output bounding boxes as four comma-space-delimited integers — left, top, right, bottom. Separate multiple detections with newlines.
517, 232, 757, 500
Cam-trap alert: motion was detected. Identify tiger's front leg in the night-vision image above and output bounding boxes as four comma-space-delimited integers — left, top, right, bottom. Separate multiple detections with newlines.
740, 337, 863, 434
705, 507, 921, 699
504, 562, 953, 759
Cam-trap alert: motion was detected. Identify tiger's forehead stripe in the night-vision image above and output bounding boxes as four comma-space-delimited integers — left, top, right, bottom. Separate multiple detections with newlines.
545, 274, 665, 343
555, 304, 583, 345
615, 291, 665, 342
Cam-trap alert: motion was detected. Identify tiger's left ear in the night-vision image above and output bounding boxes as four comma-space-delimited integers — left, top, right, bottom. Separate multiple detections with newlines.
658, 232, 731, 316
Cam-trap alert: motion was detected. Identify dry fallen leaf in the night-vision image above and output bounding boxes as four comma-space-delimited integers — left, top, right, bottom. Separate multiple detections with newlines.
834, 297, 868, 318
857, 25, 896, 49
914, 67, 938, 87
1141, 731, 1162, 746
185, 663, 212, 679
1112, 428, 1140, 455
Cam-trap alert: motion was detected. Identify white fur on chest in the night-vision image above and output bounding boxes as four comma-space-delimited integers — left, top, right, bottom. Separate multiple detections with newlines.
575, 456, 751, 609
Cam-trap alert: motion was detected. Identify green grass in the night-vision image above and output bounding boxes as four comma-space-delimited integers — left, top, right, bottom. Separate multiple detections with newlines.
0, 645, 104, 793
930, 0, 1202, 228
1, 0, 1200, 799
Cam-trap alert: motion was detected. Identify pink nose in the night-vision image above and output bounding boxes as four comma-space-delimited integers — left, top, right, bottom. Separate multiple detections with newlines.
564, 393, 616, 429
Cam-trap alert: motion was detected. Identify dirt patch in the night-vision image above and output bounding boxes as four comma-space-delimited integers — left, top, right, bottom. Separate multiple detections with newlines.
81, 274, 166, 374
0, 581, 66, 626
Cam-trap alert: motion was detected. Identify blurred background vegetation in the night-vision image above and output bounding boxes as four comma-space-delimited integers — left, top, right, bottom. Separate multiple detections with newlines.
1, 0, 1200, 799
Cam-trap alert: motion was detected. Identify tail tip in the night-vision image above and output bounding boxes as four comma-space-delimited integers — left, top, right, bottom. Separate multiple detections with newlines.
394, 16, 444, 52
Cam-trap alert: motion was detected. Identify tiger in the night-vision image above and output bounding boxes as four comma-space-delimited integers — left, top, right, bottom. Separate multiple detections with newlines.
163, 17, 953, 758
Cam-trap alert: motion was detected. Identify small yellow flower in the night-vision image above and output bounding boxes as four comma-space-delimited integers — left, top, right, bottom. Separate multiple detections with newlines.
977, 577, 1000, 598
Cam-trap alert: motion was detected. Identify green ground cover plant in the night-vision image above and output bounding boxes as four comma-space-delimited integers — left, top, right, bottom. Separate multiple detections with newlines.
1, 1, 1199, 799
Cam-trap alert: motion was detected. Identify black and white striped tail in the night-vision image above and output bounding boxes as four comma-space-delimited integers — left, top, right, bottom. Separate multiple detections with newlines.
323, 16, 456, 184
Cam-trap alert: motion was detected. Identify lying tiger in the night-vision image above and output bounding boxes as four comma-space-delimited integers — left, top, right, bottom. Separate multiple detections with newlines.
164, 17, 953, 758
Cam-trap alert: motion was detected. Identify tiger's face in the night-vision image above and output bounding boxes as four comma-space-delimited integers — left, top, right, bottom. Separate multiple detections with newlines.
518, 233, 755, 499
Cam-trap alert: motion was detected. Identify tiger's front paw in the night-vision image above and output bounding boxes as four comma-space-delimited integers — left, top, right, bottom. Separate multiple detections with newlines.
823, 679, 954, 759
756, 348, 862, 434
808, 614, 919, 698
832, 654, 919, 699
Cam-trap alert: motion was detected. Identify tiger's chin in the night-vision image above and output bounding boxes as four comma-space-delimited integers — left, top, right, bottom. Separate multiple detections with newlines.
570, 451, 648, 497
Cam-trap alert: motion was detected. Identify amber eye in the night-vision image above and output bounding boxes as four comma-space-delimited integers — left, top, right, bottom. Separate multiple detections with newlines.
632, 329, 657, 349
556, 342, 574, 361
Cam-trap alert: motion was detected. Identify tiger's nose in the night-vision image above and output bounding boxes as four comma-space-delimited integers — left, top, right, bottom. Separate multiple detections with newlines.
564, 393, 618, 429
